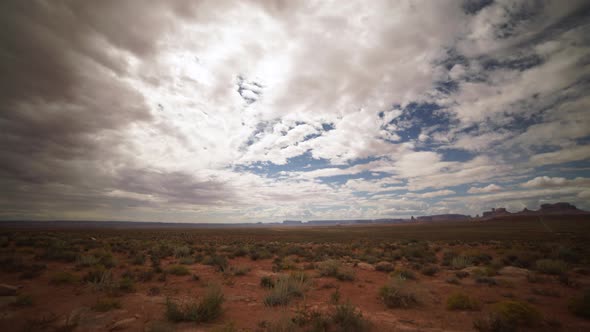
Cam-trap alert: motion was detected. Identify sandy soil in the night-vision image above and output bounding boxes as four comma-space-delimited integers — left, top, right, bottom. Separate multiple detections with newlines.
1, 251, 590, 331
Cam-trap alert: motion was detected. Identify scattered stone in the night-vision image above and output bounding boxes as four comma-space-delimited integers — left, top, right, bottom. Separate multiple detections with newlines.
460, 266, 482, 274
0, 284, 19, 296
110, 317, 136, 331
357, 262, 375, 271
498, 266, 530, 277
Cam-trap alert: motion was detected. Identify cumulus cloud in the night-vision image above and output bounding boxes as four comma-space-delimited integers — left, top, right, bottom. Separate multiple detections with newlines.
521, 176, 590, 188
0, 0, 589, 222
468, 184, 503, 194
406, 190, 456, 198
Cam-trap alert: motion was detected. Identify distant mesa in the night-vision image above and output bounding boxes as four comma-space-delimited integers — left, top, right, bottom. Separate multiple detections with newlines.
540, 202, 580, 213
416, 214, 470, 222
482, 207, 509, 218
481, 202, 588, 220
1, 202, 587, 229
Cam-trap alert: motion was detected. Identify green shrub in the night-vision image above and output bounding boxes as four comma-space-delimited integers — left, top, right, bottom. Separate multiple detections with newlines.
400, 244, 436, 263
531, 288, 560, 297
292, 306, 329, 329
421, 265, 438, 276
166, 284, 224, 323
568, 289, 590, 319
249, 249, 272, 261
502, 250, 540, 268
526, 272, 542, 283
379, 281, 419, 309
272, 256, 299, 272
40, 240, 77, 262
14, 294, 33, 307
446, 277, 460, 285
173, 246, 192, 258
137, 269, 155, 282
446, 293, 480, 310
50, 271, 80, 285
495, 300, 542, 324
259, 316, 298, 332
119, 276, 136, 293
19, 264, 46, 280
330, 288, 341, 304
179, 257, 195, 265
226, 265, 250, 276
535, 259, 568, 275
472, 267, 497, 278
392, 269, 416, 280
332, 302, 372, 332
264, 273, 310, 306
451, 256, 473, 269
92, 298, 121, 312
76, 255, 99, 268
555, 246, 581, 263
486, 300, 542, 329
317, 260, 355, 281
260, 276, 274, 288
94, 250, 118, 268
442, 251, 458, 266
131, 254, 146, 265
167, 265, 190, 276
375, 262, 394, 272
475, 276, 498, 286
203, 255, 229, 272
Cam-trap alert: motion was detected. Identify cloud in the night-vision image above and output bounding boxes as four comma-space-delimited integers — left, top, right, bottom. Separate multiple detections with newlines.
468, 184, 504, 194
530, 145, 590, 166
0, 1, 589, 222
520, 176, 590, 188
406, 189, 456, 198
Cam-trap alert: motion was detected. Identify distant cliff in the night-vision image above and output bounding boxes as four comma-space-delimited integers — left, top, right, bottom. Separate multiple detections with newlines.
481, 202, 589, 220
416, 214, 470, 222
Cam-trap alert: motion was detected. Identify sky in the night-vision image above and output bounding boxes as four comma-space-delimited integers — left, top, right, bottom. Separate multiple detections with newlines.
1, 0, 589, 223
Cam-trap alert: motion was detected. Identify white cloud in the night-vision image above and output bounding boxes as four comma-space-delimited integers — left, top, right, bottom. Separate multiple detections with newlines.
468, 184, 503, 194
530, 145, 590, 166
2, 1, 589, 222
521, 176, 590, 188
406, 189, 456, 198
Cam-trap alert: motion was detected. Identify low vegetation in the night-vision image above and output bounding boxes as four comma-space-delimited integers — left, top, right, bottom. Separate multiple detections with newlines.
2, 218, 590, 331
316, 260, 356, 281
474, 300, 542, 331
446, 293, 480, 311
568, 289, 590, 319
379, 280, 420, 309
264, 272, 311, 306
166, 284, 224, 323
535, 259, 568, 275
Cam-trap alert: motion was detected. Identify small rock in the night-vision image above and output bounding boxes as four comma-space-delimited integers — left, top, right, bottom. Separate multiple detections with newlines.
357, 262, 375, 271
0, 284, 19, 296
498, 266, 530, 277
460, 266, 482, 274
110, 317, 136, 331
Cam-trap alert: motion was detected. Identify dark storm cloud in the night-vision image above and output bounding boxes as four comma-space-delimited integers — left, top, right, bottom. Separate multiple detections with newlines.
0, 0, 163, 173
114, 168, 234, 205
0, 0, 236, 219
